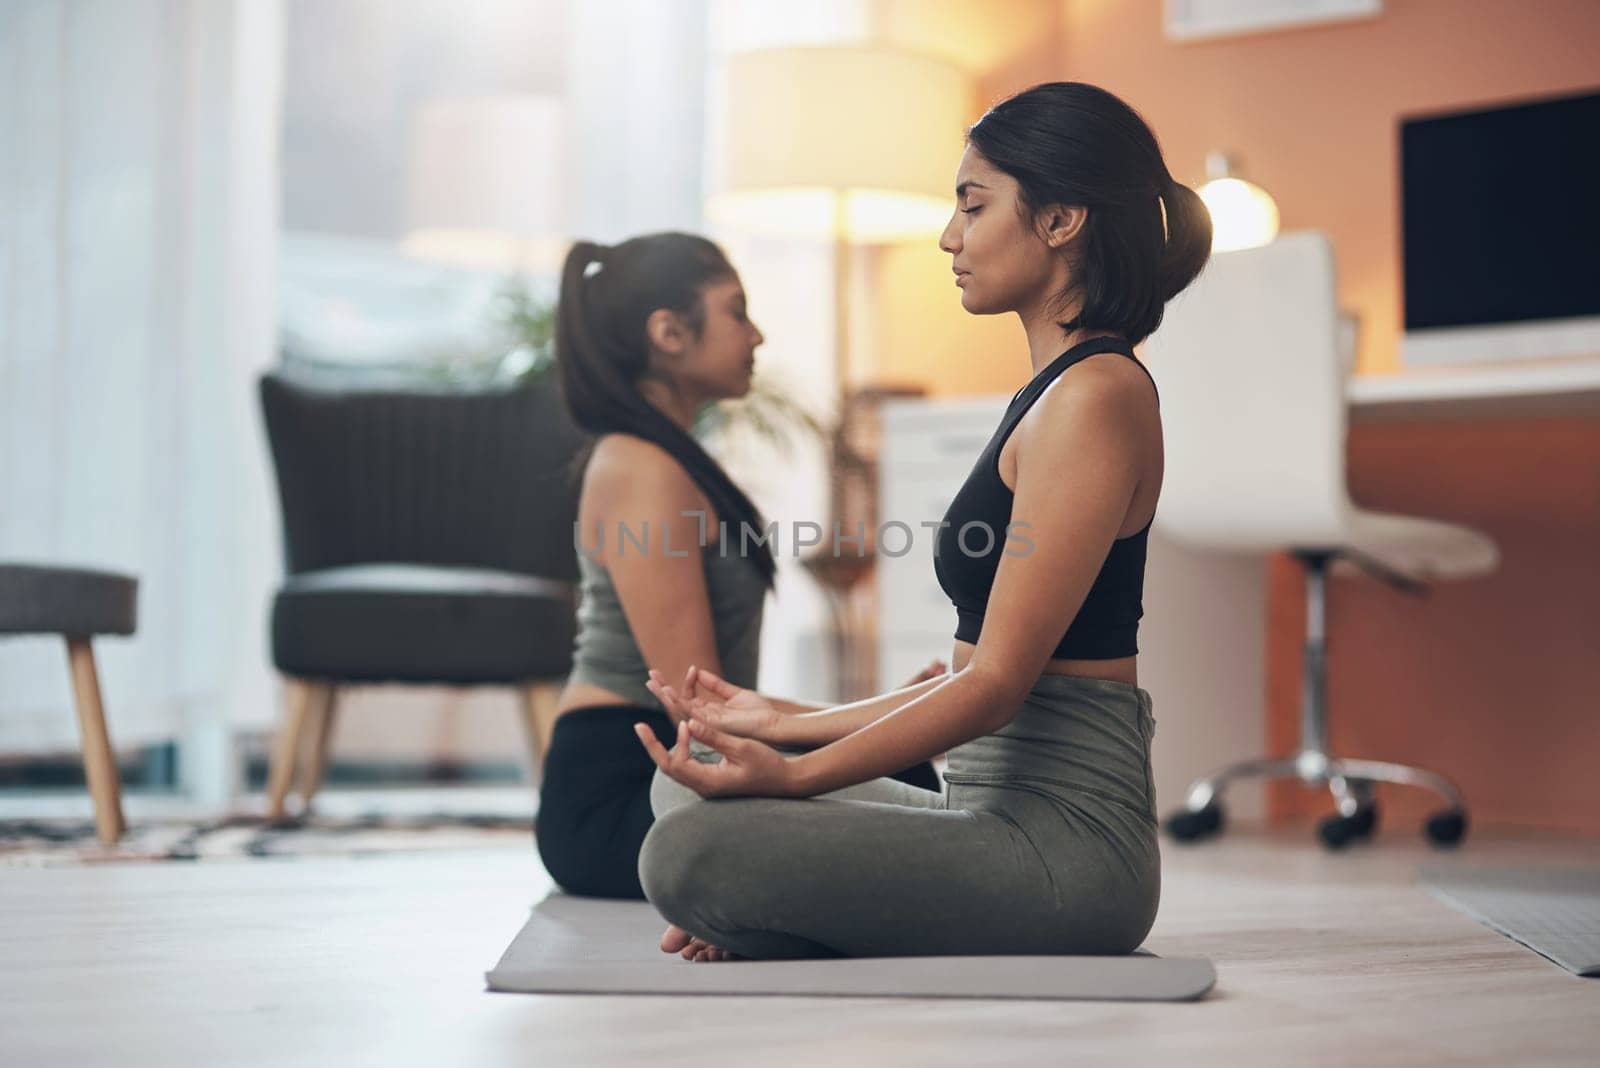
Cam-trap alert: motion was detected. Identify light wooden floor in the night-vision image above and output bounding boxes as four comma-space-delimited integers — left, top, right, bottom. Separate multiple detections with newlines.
2, 817, 1597, 1067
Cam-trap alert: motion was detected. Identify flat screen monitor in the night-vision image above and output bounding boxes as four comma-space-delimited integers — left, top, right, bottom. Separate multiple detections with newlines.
1400, 88, 1600, 367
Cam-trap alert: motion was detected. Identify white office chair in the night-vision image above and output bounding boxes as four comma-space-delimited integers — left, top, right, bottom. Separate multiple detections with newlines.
1141, 231, 1499, 850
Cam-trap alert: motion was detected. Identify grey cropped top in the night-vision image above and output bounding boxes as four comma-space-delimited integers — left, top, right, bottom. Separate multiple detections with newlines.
566, 548, 767, 711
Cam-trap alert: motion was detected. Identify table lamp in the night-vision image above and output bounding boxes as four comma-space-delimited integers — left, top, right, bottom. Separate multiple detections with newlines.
1197, 150, 1280, 253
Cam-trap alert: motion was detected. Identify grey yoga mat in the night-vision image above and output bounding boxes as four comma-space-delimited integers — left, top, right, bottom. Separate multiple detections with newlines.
486, 892, 1217, 1001
1420, 864, 1600, 978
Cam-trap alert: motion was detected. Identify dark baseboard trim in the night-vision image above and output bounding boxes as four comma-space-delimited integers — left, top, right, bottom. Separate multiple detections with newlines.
241, 755, 526, 789
0, 745, 525, 792
0, 742, 177, 790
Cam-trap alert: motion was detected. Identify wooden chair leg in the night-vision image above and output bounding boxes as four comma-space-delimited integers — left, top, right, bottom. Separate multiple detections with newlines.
64, 637, 126, 845
266, 678, 317, 823
295, 684, 338, 813
517, 681, 562, 784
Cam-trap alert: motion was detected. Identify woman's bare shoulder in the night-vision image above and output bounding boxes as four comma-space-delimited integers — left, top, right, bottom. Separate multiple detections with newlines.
583, 433, 707, 513
1015, 355, 1162, 487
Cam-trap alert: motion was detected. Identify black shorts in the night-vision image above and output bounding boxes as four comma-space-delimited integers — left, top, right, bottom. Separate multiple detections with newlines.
535, 703, 943, 900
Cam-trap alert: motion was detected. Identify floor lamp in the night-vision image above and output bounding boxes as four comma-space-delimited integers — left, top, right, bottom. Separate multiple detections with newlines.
708, 45, 971, 701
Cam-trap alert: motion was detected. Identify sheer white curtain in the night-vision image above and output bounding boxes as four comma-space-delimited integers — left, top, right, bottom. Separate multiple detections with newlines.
0, 0, 283, 801
567, 0, 711, 239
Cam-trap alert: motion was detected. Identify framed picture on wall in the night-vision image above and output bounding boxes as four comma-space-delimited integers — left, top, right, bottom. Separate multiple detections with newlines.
1165, 0, 1382, 42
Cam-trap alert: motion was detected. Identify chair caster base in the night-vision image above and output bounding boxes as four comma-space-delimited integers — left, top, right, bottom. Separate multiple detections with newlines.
1424, 807, 1468, 848
1317, 803, 1378, 850
1163, 802, 1225, 842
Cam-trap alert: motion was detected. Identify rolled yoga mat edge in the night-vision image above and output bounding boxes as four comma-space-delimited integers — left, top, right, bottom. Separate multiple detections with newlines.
1420, 863, 1600, 978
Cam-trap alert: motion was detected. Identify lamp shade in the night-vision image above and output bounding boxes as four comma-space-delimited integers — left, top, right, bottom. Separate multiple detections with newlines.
1198, 151, 1279, 253
708, 46, 971, 242
402, 95, 568, 272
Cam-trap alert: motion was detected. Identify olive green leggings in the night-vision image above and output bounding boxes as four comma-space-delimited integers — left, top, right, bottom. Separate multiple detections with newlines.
639, 673, 1161, 959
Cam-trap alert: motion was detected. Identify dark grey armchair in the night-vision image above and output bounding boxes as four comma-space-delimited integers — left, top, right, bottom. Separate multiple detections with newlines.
258, 370, 586, 821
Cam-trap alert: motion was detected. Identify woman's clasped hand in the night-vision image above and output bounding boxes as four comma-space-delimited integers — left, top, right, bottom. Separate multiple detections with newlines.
634, 666, 800, 800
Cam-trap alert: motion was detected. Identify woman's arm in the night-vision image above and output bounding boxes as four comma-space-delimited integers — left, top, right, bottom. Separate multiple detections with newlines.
786, 373, 1149, 796
766, 672, 951, 745
649, 659, 951, 756
767, 697, 826, 715
753, 657, 948, 718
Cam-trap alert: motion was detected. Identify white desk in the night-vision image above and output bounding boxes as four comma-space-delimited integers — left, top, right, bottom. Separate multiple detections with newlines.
1348, 355, 1600, 422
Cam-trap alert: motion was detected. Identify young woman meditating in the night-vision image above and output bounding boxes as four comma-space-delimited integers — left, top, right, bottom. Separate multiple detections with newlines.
636, 81, 1212, 962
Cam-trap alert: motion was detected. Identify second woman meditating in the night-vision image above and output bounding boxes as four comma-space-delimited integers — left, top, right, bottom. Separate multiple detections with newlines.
535, 232, 945, 901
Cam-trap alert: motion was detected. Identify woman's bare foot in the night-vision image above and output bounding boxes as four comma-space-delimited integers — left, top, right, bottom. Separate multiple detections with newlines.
685, 939, 741, 962
660, 923, 743, 962
660, 923, 693, 953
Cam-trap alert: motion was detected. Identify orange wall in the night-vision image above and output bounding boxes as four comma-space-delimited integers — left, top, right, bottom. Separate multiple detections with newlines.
1056, 0, 1600, 376
1046, 0, 1600, 832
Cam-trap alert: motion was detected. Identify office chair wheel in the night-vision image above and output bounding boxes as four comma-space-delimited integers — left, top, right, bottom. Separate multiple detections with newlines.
1317, 804, 1377, 850
1424, 807, 1468, 847
1163, 802, 1224, 842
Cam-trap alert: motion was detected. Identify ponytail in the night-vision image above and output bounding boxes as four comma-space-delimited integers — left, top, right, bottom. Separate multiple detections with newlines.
1157, 178, 1212, 302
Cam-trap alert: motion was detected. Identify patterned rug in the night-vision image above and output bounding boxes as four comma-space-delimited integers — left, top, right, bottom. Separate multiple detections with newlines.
0, 810, 536, 867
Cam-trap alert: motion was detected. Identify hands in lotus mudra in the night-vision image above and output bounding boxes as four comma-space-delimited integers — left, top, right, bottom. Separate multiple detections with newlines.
633, 659, 949, 802
634, 666, 797, 800
649, 665, 784, 740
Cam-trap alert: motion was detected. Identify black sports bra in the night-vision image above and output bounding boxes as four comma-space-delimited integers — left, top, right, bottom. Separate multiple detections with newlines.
932, 337, 1159, 660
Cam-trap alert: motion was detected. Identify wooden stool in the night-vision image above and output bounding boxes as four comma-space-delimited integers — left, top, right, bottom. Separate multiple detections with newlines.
0, 564, 138, 845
